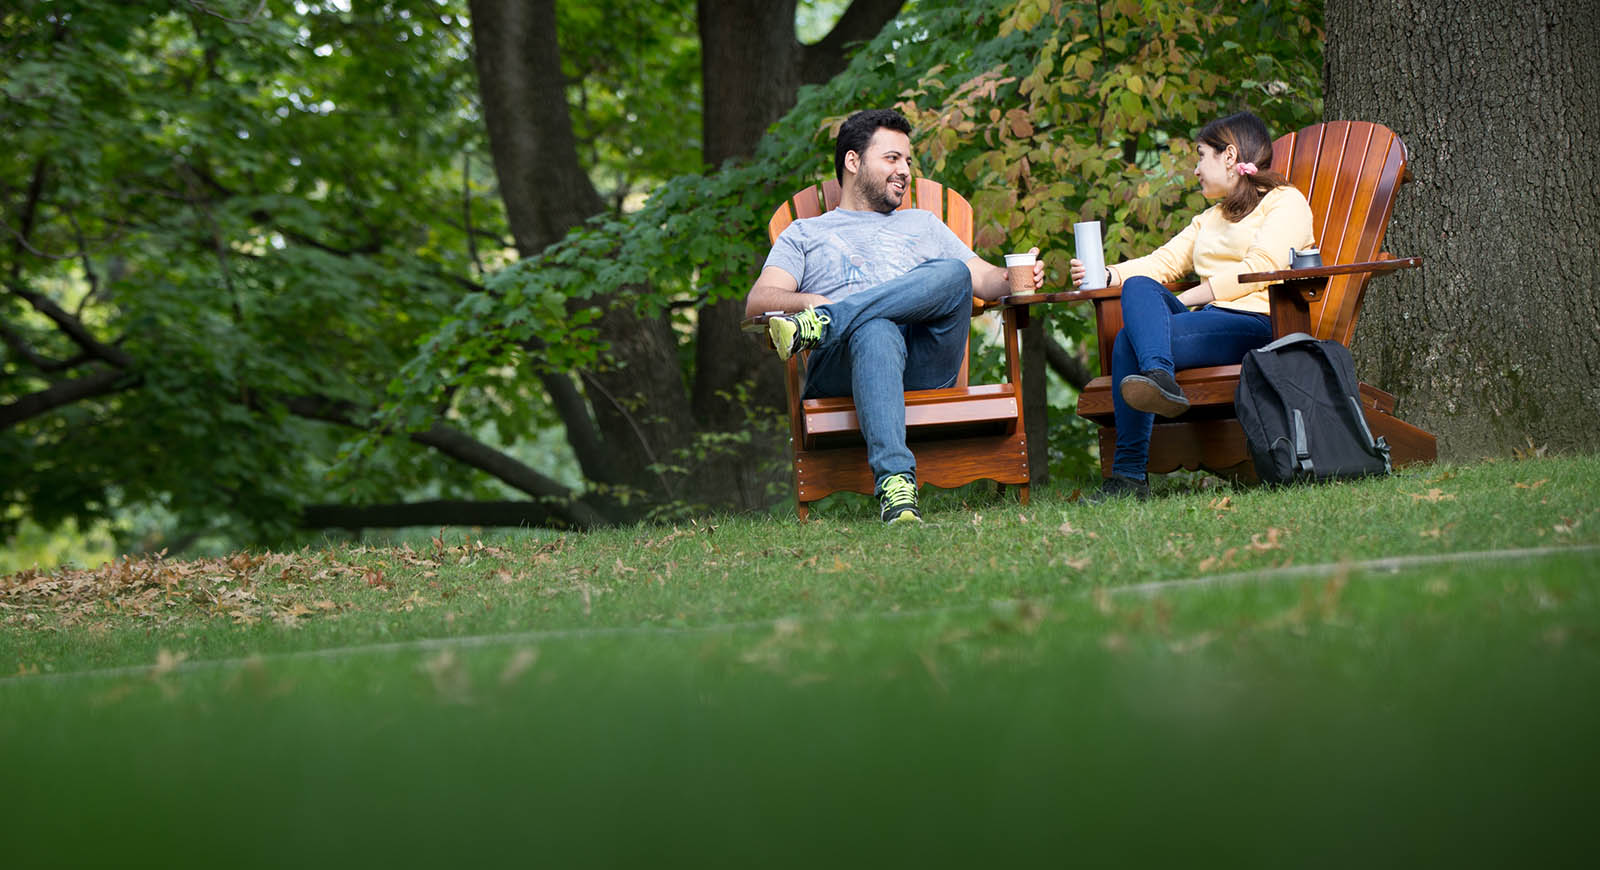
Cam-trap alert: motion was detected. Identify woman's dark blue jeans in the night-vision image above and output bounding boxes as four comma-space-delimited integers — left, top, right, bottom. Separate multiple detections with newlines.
1110, 276, 1272, 479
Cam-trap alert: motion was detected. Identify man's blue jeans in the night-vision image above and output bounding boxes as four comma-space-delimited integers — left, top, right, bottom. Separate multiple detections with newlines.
1111, 276, 1272, 479
800, 258, 973, 487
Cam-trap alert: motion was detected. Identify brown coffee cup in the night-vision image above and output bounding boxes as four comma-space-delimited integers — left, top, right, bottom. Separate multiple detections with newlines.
1004, 252, 1036, 294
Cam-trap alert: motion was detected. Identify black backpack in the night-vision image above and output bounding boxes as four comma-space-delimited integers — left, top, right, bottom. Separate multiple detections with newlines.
1235, 332, 1391, 485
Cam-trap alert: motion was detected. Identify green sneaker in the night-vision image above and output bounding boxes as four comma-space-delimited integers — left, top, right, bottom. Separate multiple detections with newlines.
767, 307, 831, 361
876, 472, 923, 525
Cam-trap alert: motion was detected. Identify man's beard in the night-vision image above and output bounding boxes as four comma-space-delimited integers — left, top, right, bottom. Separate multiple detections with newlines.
859, 173, 906, 213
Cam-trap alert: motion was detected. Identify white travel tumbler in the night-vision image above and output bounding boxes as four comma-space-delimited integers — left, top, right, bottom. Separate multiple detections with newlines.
1074, 220, 1106, 289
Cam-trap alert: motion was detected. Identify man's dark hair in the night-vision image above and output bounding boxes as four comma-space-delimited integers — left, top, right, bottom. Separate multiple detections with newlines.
835, 109, 912, 184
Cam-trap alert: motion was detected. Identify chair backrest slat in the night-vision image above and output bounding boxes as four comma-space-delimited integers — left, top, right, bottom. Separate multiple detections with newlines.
766, 177, 977, 385
1270, 120, 1408, 345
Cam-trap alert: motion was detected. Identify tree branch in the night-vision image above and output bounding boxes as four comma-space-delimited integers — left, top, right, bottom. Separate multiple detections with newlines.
0, 318, 91, 372
3, 281, 134, 368
277, 393, 611, 529
1043, 333, 1093, 391
537, 368, 618, 485
0, 367, 139, 430
301, 499, 588, 531
800, 0, 906, 85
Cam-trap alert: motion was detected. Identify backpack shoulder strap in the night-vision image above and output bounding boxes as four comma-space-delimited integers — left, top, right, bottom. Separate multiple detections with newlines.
1258, 331, 1318, 353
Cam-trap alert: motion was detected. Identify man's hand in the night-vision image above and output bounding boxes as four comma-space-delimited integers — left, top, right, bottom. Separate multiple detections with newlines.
971, 246, 1045, 301
745, 267, 828, 318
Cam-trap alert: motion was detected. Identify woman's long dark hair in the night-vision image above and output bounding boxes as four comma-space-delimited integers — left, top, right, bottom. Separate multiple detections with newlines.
1197, 112, 1290, 222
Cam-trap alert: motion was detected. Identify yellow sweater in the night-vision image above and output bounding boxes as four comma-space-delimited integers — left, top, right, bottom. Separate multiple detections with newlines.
1113, 185, 1316, 315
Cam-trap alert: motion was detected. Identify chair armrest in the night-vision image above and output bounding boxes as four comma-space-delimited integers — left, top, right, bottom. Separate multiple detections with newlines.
741, 312, 781, 333
1238, 256, 1422, 285
1001, 286, 1124, 307
1001, 279, 1199, 308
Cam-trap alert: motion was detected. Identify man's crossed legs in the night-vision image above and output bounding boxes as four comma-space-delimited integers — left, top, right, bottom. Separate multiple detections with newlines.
768, 258, 973, 523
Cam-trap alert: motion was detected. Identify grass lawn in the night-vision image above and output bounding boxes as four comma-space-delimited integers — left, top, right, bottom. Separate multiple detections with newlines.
3, 455, 1597, 865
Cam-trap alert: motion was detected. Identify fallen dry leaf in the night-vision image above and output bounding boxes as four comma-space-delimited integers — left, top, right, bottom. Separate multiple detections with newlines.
1410, 488, 1456, 503
1247, 528, 1284, 552
1199, 547, 1240, 572
0, 544, 510, 630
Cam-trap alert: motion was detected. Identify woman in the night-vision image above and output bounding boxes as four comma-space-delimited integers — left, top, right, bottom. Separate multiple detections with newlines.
1070, 111, 1315, 501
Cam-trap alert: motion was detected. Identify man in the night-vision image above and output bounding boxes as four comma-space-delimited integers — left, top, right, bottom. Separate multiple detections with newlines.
745, 108, 1043, 524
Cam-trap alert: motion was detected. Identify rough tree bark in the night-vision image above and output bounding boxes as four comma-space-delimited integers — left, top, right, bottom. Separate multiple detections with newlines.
469, 0, 696, 519
1325, 0, 1600, 458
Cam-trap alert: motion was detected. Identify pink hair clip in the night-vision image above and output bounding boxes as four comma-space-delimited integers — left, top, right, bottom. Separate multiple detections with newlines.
1235, 162, 1258, 176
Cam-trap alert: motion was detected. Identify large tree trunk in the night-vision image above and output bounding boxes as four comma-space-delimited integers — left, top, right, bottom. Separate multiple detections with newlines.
469, 0, 696, 519
468, 0, 603, 253
1325, 0, 1600, 458
689, 0, 906, 509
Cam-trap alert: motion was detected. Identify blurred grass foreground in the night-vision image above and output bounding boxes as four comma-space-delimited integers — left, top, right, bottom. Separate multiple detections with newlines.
3, 454, 1597, 866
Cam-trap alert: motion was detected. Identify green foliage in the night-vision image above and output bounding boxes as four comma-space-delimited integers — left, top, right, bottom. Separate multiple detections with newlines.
2, 0, 718, 551
558, 0, 704, 206
1, 0, 500, 545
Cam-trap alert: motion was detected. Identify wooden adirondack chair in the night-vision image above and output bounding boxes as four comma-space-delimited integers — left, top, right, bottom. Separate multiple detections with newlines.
1004, 120, 1437, 480
744, 178, 1029, 520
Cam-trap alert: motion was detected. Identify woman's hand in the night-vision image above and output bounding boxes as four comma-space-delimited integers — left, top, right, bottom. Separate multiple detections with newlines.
1069, 259, 1115, 289
1176, 280, 1215, 308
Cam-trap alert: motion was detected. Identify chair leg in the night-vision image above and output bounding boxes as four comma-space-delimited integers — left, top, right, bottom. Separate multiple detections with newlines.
1019, 484, 1030, 506
796, 501, 810, 523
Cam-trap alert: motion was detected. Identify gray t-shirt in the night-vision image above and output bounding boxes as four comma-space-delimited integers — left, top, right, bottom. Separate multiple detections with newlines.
763, 207, 977, 303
